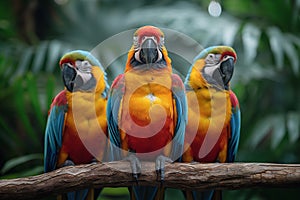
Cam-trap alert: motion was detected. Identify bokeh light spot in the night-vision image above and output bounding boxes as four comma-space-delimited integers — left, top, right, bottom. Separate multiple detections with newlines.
208, 1, 222, 17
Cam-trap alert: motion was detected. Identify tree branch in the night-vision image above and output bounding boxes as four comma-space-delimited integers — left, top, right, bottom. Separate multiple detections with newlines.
0, 162, 300, 200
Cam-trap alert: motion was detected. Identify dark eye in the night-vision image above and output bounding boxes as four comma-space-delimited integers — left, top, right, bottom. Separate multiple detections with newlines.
208, 54, 214, 59
205, 53, 217, 65
82, 61, 89, 66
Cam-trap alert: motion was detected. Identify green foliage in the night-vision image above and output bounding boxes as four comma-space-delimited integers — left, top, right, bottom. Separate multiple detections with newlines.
98, 188, 130, 200
0, 40, 69, 176
0, 0, 300, 199
1, 154, 43, 179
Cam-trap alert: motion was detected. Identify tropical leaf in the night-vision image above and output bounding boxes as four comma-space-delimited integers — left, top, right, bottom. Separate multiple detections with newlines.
1, 153, 43, 174
282, 36, 299, 75
270, 114, 286, 149
266, 27, 284, 69
248, 114, 286, 149
242, 23, 261, 64
286, 112, 300, 143
32, 41, 48, 73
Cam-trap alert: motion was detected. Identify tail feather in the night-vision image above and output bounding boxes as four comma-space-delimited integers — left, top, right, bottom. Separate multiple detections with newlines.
57, 189, 89, 200
183, 190, 215, 200
212, 190, 222, 200
131, 186, 160, 200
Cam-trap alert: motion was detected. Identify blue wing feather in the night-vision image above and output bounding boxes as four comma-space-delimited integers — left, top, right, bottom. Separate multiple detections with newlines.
227, 91, 241, 162
170, 74, 188, 162
107, 74, 125, 161
44, 91, 93, 200
44, 101, 66, 172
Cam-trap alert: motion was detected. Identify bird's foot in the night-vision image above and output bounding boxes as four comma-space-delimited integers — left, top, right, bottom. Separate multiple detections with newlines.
90, 158, 99, 164
155, 155, 173, 182
60, 159, 75, 168
124, 153, 141, 183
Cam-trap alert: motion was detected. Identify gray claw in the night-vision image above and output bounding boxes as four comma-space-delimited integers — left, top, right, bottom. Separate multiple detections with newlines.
90, 158, 99, 164
124, 154, 141, 181
155, 155, 173, 181
60, 159, 75, 168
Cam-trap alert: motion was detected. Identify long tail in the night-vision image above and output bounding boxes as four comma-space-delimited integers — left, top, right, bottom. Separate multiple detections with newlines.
212, 190, 222, 200
184, 190, 217, 200
57, 189, 90, 200
130, 186, 163, 200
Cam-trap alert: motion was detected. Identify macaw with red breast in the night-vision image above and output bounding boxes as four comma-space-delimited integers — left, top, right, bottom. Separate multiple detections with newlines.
107, 25, 187, 200
183, 46, 241, 200
44, 50, 109, 200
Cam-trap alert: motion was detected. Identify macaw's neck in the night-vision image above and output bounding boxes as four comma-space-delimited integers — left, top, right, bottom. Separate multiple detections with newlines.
91, 66, 107, 95
65, 66, 107, 114
186, 59, 208, 91
186, 58, 232, 127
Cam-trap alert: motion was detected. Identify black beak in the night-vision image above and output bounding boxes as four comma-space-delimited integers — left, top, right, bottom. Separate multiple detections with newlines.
140, 38, 159, 64
220, 57, 234, 88
62, 63, 77, 92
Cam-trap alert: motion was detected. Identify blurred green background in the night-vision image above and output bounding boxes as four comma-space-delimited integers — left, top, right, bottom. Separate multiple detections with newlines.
0, 0, 300, 199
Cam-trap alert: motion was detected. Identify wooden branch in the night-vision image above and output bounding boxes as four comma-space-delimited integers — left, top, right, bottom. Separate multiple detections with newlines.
0, 162, 300, 200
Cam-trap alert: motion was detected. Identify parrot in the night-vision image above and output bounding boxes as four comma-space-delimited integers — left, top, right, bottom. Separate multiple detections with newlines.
107, 25, 188, 200
44, 50, 109, 200
182, 46, 241, 200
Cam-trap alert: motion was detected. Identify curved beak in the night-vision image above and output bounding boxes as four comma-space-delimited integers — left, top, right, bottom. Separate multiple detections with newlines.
62, 63, 94, 92
62, 63, 77, 92
220, 57, 234, 88
140, 38, 159, 64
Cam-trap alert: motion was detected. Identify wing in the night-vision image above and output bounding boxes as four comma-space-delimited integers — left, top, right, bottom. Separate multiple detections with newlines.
107, 74, 125, 161
44, 91, 67, 172
170, 74, 188, 161
227, 90, 241, 162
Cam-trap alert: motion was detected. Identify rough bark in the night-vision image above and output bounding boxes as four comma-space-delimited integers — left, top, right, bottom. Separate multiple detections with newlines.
0, 162, 299, 200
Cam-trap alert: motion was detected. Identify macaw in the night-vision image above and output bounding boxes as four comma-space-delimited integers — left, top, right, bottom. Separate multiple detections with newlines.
44, 50, 109, 200
107, 25, 187, 200
182, 46, 241, 200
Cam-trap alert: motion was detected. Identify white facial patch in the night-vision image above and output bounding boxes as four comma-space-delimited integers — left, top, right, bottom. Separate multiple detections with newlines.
203, 62, 221, 77
205, 53, 221, 65
134, 49, 142, 63
75, 60, 92, 73
157, 49, 163, 62
74, 60, 92, 84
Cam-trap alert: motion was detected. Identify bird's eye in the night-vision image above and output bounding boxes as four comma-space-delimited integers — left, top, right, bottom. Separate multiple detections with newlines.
205, 54, 217, 65
75, 60, 92, 73
207, 54, 215, 59
82, 60, 90, 66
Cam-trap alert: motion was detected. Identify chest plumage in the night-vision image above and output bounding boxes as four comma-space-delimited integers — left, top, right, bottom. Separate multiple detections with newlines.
119, 69, 175, 157
61, 86, 107, 164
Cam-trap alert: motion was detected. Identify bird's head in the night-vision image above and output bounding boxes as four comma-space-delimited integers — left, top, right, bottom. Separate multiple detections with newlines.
126, 25, 171, 72
189, 46, 237, 90
59, 50, 107, 93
